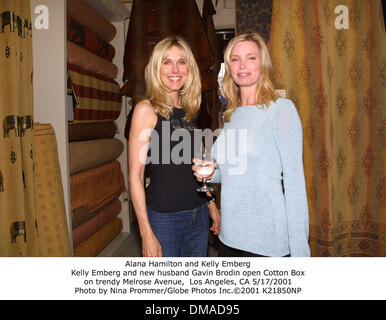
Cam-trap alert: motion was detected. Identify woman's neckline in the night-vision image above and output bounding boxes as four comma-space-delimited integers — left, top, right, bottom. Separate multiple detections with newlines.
238, 98, 281, 108
238, 104, 266, 109
167, 103, 184, 110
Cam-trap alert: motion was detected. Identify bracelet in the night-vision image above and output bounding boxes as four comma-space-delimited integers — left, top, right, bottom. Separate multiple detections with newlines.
207, 195, 216, 204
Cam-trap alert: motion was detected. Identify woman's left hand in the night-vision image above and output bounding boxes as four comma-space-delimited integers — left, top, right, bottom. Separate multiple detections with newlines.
208, 202, 221, 235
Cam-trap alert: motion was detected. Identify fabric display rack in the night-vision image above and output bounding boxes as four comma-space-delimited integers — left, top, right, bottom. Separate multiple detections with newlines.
66, 0, 125, 257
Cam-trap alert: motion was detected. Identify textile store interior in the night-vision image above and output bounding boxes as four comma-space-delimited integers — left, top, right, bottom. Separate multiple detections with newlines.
0, 0, 384, 257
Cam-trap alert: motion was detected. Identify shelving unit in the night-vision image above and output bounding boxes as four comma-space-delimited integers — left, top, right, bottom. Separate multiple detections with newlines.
31, 0, 132, 256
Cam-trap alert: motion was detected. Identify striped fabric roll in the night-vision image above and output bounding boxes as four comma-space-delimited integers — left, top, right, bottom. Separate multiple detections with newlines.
67, 0, 117, 43
67, 41, 118, 80
68, 64, 122, 122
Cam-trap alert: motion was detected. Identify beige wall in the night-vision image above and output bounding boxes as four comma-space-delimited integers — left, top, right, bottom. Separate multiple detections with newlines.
196, 0, 235, 29
30, 0, 72, 241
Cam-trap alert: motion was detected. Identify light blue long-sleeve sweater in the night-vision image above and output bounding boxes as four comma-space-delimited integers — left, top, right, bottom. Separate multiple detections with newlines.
211, 98, 310, 257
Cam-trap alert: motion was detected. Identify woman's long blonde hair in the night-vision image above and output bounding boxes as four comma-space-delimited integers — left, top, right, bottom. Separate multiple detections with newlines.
221, 32, 278, 122
144, 36, 202, 122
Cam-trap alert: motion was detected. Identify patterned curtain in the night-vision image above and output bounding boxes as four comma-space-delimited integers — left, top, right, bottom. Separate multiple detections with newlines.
270, 0, 385, 256
0, 0, 71, 256
236, 0, 273, 42
0, 0, 39, 256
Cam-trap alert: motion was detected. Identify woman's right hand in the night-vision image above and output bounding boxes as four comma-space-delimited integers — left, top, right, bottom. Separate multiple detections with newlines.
192, 160, 218, 182
141, 233, 162, 257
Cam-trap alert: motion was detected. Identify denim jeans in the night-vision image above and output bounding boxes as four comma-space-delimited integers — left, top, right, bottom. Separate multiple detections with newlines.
147, 202, 209, 257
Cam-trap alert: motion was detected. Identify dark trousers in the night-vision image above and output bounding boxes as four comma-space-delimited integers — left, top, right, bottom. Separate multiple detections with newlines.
218, 241, 290, 257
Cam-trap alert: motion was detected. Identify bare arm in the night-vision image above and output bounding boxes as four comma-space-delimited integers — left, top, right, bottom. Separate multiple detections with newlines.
208, 202, 221, 235
128, 100, 161, 257
205, 191, 220, 235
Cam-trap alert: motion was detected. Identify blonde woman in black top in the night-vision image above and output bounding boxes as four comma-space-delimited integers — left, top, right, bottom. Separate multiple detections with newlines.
129, 36, 220, 257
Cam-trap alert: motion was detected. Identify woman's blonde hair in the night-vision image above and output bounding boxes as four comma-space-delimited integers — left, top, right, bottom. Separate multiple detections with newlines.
144, 36, 202, 121
221, 32, 278, 122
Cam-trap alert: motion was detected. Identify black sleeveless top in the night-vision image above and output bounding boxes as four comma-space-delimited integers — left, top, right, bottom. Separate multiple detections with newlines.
145, 107, 206, 212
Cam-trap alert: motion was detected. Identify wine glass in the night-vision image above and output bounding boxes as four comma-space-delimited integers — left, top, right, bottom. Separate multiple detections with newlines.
195, 151, 215, 192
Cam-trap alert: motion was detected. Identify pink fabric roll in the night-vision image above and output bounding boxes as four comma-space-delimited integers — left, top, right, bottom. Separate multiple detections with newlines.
67, 41, 118, 80
67, 0, 117, 43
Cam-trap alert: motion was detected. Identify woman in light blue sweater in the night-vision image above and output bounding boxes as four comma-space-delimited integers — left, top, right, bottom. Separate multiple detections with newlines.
194, 33, 310, 257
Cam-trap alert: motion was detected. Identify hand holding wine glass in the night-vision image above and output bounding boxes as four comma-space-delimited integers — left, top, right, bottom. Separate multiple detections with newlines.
194, 151, 215, 192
